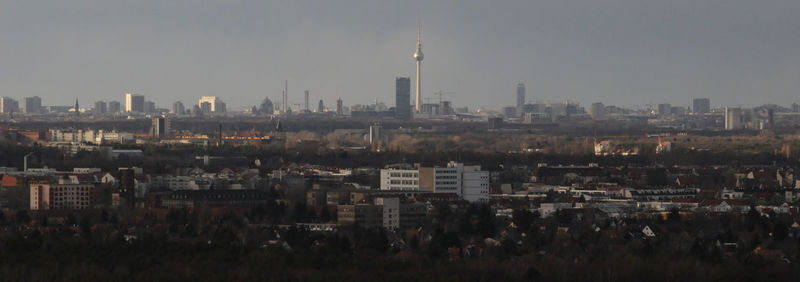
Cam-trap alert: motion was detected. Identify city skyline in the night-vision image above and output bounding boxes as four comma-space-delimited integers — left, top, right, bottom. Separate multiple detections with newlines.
1, 1, 799, 110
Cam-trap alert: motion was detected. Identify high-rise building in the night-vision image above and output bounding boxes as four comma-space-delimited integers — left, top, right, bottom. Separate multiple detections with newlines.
413, 26, 424, 113
150, 116, 170, 139
143, 101, 155, 113
24, 96, 42, 114
589, 103, 605, 120
283, 80, 288, 113
658, 103, 672, 116
724, 107, 743, 130
336, 98, 343, 115
318, 100, 324, 113
94, 101, 107, 115
516, 83, 525, 115
125, 93, 145, 112
693, 98, 710, 114
304, 90, 309, 113
0, 97, 19, 114
108, 101, 121, 113
198, 96, 226, 113
395, 77, 411, 120
172, 101, 185, 115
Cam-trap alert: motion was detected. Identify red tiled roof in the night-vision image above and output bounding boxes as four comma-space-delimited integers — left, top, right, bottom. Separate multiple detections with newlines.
1, 176, 17, 187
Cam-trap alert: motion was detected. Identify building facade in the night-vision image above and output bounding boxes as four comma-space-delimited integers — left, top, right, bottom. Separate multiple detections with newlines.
380, 169, 420, 191
30, 183, 95, 210
693, 98, 710, 114
198, 96, 226, 113
24, 96, 42, 114
125, 93, 145, 112
94, 101, 107, 115
395, 77, 411, 120
0, 97, 19, 114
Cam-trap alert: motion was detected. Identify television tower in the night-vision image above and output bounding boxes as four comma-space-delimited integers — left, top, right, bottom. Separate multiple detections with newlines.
413, 25, 424, 113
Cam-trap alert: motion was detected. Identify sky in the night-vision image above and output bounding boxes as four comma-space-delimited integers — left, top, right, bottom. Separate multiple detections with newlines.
1, 0, 799, 111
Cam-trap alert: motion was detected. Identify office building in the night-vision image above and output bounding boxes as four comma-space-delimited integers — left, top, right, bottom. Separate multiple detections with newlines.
693, 98, 710, 114
516, 83, 525, 116
725, 107, 743, 130
658, 103, 672, 116
198, 96, 226, 113
125, 93, 145, 112
0, 97, 19, 114
108, 101, 121, 113
150, 116, 170, 139
94, 101, 107, 115
395, 77, 411, 120
172, 101, 185, 115
380, 169, 420, 191
380, 162, 489, 202
143, 101, 155, 113
24, 96, 42, 114
589, 103, 605, 120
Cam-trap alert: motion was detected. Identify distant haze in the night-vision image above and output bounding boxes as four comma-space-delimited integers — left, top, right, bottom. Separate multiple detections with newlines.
1, 0, 798, 110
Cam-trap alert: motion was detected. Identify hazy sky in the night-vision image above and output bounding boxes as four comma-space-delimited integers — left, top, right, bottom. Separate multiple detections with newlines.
1, 0, 799, 111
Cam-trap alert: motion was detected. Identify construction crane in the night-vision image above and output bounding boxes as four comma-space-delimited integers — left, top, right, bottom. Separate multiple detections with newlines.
433, 91, 455, 105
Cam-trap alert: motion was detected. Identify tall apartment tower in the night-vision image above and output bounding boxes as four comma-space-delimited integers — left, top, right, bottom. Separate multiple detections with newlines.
516, 83, 525, 114
24, 96, 42, 114
693, 98, 710, 114
125, 93, 145, 112
395, 77, 411, 120
336, 98, 343, 115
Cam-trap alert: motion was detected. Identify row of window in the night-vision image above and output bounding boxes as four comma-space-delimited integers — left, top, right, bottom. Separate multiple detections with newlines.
389, 173, 418, 178
435, 175, 458, 179
389, 180, 418, 185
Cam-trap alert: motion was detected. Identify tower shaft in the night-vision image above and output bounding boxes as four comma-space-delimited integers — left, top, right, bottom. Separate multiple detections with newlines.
415, 60, 422, 112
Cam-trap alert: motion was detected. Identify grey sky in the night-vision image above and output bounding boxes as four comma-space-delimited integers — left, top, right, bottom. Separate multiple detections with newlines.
1, 0, 799, 111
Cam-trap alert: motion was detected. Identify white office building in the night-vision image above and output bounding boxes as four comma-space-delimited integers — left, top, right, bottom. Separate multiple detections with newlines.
380, 169, 420, 191
461, 165, 490, 203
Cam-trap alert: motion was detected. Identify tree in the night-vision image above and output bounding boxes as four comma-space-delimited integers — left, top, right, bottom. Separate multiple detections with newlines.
513, 209, 534, 231
15, 210, 30, 225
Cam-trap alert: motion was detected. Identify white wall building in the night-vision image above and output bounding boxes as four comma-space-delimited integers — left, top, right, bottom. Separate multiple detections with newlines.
461, 165, 490, 203
380, 169, 420, 191
375, 197, 400, 230
433, 164, 461, 196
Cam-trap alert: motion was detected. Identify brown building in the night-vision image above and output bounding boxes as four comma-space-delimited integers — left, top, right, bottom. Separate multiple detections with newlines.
30, 183, 95, 210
